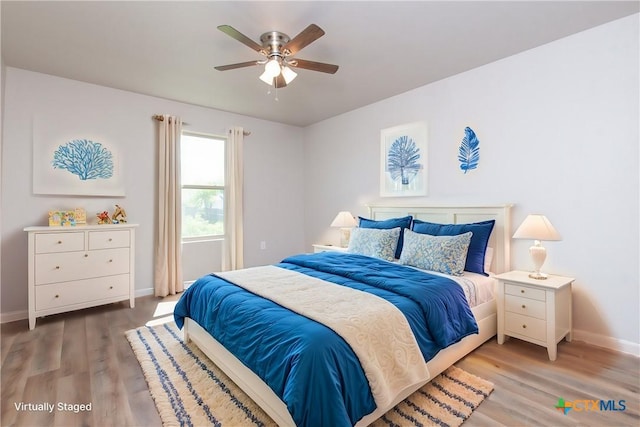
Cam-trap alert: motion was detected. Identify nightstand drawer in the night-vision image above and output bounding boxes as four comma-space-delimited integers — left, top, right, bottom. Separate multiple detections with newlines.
505, 312, 546, 342
505, 283, 546, 301
505, 294, 546, 320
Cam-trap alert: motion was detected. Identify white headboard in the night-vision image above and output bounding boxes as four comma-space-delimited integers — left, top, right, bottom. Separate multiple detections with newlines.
366, 204, 513, 274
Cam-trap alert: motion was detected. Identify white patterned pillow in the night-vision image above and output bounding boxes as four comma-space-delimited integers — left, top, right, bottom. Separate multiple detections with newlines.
399, 229, 473, 276
347, 227, 400, 261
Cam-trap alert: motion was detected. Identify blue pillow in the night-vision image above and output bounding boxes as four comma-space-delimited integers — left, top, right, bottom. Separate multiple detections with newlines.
411, 219, 495, 276
359, 215, 412, 259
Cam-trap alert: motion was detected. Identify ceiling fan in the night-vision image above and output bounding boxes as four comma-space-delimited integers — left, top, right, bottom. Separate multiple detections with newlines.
214, 24, 339, 88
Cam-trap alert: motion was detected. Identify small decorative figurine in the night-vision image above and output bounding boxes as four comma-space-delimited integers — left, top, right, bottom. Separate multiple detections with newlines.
97, 211, 111, 224
112, 204, 127, 224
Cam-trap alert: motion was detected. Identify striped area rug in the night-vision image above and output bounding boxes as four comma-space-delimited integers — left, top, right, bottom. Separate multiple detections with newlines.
126, 322, 493, 427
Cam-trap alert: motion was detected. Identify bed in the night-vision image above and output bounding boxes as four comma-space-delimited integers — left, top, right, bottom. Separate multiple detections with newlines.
174, 204, 512, 426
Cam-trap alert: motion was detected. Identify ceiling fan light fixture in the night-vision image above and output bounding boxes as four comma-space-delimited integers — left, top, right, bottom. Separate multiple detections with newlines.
281, 66, 297, 84
264, 59, 281, 77
259, 70, 275, 85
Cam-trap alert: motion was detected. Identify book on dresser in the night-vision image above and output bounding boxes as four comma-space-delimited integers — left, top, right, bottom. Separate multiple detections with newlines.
24, 223, 138, 330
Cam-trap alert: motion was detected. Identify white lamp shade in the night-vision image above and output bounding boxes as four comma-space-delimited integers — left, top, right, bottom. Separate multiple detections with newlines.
281, 66, 297, 84
259, 70, 274, 85
330, 211, 357, 228
264, 59, 281, 78
513, 214, 561, 241
259, 59, 282, 86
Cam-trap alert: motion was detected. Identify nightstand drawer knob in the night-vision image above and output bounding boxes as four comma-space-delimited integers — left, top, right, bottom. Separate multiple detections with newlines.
55, 294, 59, 298
57, 240, 62, 244
55, 266, 60, 270
521, 289, 525, 294
522, 324, 527, 329
522, 304, 526, 309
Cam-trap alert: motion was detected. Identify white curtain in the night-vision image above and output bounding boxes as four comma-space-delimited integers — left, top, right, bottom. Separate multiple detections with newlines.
154, 115, 184, 296
222, 127, 244, 271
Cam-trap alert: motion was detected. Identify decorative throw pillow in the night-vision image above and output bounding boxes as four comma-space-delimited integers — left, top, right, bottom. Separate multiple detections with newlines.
411, 219, 495, 276
347, 227, 400, 261
358, 215, 412, 259
399, 229, 473, 276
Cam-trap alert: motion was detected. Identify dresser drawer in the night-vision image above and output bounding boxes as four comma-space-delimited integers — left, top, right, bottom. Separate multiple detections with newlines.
505, 312, 546, 342
35, 274, 130, 311
505, 283, 546, 302
35, 248, 130, 285
89, 230, 130, 250
505, 294, 546, 320
35, 232, 85, 254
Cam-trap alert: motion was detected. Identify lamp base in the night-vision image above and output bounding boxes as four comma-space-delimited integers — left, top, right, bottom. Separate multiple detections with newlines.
339, 228, 351, 248
528, 271, 548, 280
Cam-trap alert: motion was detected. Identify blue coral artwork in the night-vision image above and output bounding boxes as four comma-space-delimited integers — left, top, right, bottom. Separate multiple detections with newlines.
52, 139, 114, 180
33, 132, 124, 196
380, 122, 428, 197
458, 127, 480, 174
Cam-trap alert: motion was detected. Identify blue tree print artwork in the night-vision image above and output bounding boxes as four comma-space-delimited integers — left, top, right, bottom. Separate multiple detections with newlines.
52, 139, 114, 180
458, 127, 480, 174
387, 135, 422, 185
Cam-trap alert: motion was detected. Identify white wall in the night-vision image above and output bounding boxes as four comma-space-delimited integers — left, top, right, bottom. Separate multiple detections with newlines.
305, 15, 639, 352
1, 68, 306, 319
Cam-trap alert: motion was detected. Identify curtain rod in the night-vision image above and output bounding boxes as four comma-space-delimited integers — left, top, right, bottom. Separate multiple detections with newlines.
152, 115, 251, 136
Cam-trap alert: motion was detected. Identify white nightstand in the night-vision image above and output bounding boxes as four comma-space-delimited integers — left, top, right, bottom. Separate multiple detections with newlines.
495, 270, 574, 361
312, 244, 348, 253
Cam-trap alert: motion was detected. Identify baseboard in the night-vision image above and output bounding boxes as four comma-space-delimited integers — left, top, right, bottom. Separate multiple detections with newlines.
0, 309, 28, 324
573, 329, 640, 357
135, 287, 155, 298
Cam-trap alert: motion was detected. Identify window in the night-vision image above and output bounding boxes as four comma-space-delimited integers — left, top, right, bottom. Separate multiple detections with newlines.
181, 132, 226, 240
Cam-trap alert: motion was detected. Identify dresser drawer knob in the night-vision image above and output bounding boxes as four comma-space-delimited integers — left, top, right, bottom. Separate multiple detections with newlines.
108, 238, 113, 242
55, 266, 60, 270
84, 254, 89, 258
521, 304, 526, 309
521, 289, 525, 294
109, 286, 114, 289
55, 294, 59, 298
57, 240, 62, 244
522, 324, 527, 329
108, 259, 113, 263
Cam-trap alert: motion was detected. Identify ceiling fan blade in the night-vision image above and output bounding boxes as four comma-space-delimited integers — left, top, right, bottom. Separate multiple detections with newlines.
217, 25, 264, 53
283, 24, 325, 56
274, 74, 287, 88
214, 60, 260, 71
289, 58, 339, 74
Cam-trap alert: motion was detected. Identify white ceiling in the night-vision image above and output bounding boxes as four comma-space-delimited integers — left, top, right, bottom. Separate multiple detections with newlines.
2, 1, 638, 127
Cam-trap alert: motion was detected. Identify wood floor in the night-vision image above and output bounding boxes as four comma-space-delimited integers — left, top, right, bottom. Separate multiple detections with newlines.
1, 295, 638, 427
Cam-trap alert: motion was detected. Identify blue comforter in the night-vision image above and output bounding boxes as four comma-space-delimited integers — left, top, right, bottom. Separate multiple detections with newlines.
174, 252, 478, 427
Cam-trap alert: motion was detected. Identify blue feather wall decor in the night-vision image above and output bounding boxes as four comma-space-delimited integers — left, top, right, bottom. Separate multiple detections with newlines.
458, 127, 480, 174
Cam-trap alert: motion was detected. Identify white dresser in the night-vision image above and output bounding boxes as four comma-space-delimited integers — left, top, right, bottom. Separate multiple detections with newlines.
24, 224, 138, 329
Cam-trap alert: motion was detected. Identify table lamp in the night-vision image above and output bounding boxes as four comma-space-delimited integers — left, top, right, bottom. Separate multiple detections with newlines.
513, 214, 561, 280
330, 211, 357, 247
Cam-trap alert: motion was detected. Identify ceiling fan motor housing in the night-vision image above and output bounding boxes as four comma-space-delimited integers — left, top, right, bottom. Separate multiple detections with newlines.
260, 31, 291, 58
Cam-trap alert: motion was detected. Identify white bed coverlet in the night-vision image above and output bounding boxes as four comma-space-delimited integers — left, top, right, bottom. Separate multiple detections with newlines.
217, 265, 430, 410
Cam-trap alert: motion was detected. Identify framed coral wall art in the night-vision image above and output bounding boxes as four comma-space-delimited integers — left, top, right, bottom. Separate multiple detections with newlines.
33, 117, 125, 196
380, 122, 428, 197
